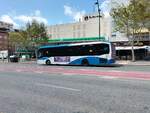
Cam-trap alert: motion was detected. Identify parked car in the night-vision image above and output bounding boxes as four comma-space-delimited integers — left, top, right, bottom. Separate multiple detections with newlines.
9, 55, 19, 62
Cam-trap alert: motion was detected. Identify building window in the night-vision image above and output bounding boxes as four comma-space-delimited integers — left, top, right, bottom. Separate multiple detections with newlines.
73, 32, 76, 38
83, 31, 86, 37
4, 35, 7, 39
53, 27, 56, 32
77, 25, 80, 30
111, 34, 116, 37
57, 34, 60, 38
83, 24, 86, 30
57, 27, 59, 32
78, 32, 80, 37
73, 26, 76, 31
84, 16, 89, 21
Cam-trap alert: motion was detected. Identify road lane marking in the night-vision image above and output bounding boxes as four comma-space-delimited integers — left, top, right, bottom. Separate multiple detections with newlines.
109, 70, 123, 73
35, 71, 43, 74
16, 69, 22, 72
99, 76, 119, 79
61, 73, 76, 75
36, 83, 81, 92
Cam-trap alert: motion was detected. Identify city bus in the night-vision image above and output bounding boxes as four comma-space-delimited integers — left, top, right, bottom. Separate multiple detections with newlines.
37, 41, 116, 65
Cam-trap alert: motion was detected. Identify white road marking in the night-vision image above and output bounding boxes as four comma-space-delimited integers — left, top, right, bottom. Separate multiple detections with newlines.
16, 69, 22, 72
109, 70, 123, 73
62, 73, 76, 75
36, 83, 81, 92
35, 71, 43, 74
99, 76, 119, 79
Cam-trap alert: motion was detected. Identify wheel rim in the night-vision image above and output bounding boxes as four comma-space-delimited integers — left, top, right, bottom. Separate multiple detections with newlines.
46, 60, 51, 65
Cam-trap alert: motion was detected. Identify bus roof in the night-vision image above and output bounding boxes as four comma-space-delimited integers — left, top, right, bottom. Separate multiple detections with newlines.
39, 41, 110, 49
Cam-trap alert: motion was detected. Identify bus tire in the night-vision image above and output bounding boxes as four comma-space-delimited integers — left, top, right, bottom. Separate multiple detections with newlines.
46, 60, 51, 65
81, 59, 89, 66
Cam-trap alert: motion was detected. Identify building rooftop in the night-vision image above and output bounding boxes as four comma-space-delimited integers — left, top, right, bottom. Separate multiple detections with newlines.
0, 21, 13, 32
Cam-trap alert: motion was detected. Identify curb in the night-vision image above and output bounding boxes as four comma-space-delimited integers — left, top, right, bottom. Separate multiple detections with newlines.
116, 62, 150, 66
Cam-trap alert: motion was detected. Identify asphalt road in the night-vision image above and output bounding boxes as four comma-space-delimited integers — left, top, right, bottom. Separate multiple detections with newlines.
0, 63, 150, 113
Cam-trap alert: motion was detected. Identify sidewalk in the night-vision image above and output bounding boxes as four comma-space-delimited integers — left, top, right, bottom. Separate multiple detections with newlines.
1, 59, 150, 66
11, 61, 150, 66
0, 59, 36, 64
19, 61, 36, 64
116, 60, 150, 66
0, 59, 9, 63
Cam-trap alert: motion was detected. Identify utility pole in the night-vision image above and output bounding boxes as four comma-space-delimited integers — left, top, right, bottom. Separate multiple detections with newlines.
7, 32, 9, 62
95, 0, 101, 40
131, 0, 136, 61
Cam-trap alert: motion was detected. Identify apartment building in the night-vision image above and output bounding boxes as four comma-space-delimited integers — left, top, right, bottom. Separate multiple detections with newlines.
0, 21, 13, 58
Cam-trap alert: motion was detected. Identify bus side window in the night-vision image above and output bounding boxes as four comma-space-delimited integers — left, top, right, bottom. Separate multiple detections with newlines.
38, 50, 42, 58
45, 50, 51, 57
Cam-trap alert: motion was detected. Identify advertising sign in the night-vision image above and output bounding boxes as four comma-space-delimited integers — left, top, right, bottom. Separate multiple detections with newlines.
54, 56, 70, 62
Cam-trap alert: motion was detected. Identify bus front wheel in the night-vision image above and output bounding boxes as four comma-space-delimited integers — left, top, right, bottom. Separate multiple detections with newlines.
46, 60, 51, 65
81, 59, 89, 66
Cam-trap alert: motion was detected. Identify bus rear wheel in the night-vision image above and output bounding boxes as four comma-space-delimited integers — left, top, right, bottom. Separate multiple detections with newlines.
81, 59, 89, 66
46, 60, 51, 65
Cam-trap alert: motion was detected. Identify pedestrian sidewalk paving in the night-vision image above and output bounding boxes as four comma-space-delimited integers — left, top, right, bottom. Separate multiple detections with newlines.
0, 59, 36, 64
18, 59, 37, 64
116, 60, 150, 66
14, 60, 150, 66
0, 59, 8, 63
1, 59, 150, 66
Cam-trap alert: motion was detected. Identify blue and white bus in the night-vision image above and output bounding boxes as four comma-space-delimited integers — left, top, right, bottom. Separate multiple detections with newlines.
37, 41, 116, 65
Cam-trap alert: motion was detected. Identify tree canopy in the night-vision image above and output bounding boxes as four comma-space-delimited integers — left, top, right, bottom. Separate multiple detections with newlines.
9, 20, 49, 54
111, 0, 150, 36
26, 20, 49, 45
110, 0, 150, 61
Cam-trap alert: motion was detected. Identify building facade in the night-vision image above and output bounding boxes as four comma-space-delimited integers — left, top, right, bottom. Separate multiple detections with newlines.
47, 13, 149, 60
0, 32, 8, 50
0, 21, 13, 58
47, 13, 111, 41
47, 13, 149, 46
0, 21, 13, 50
110, 29, 150, 46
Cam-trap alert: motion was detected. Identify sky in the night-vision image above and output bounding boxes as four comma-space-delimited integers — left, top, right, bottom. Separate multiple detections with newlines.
0, 0, 129, 28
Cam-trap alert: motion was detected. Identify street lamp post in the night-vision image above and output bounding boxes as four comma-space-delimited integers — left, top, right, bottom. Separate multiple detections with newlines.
95, 0, 101, 40
7, 32, 9, 62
